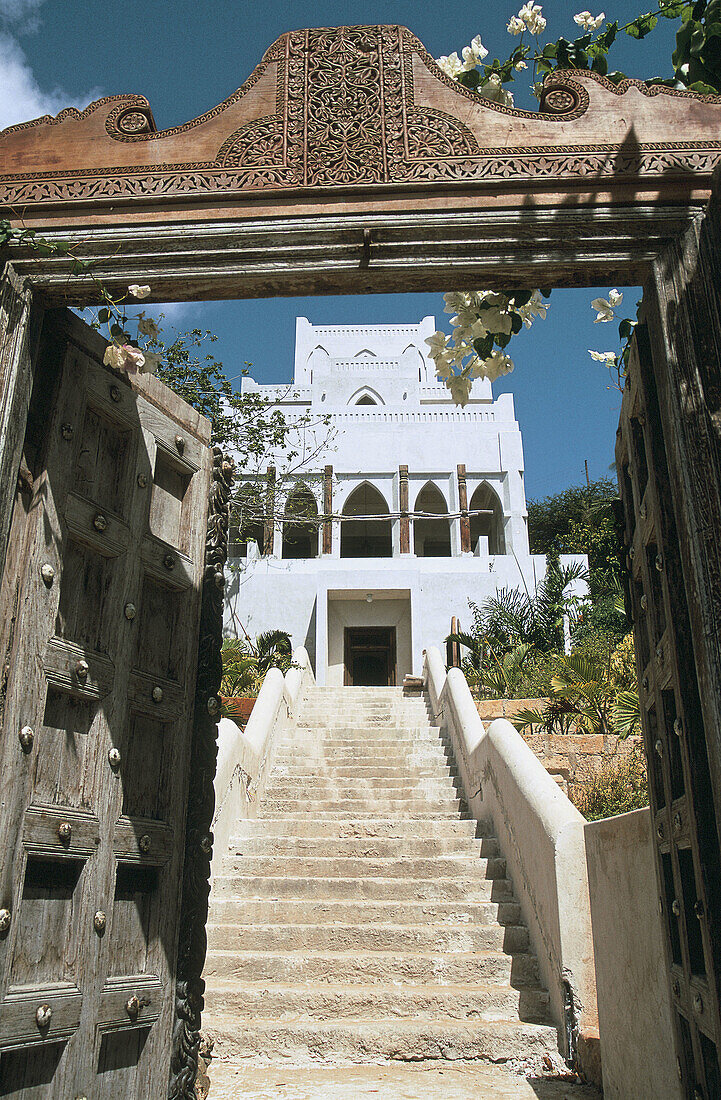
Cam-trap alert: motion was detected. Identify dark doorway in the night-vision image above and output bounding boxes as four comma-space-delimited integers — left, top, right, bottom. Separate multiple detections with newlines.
344, 627, 396, 686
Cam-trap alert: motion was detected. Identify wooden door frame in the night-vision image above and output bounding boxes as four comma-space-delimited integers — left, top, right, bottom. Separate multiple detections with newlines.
1, 22, 721, 1097
344, 626, 396, 687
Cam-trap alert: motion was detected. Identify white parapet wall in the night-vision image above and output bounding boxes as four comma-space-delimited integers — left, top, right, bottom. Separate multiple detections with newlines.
585, 808, 681, 1100
210, 646, 315, 883
423, 647, 598, 1072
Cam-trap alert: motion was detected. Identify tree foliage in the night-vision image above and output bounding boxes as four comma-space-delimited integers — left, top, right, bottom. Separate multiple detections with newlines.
527, 478, 620, 593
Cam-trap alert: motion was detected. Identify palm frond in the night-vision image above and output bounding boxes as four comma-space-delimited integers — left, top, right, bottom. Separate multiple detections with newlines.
613, 689, 641, 739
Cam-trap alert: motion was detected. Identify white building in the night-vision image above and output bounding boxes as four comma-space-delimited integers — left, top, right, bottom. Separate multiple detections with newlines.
225, 316, 585, 686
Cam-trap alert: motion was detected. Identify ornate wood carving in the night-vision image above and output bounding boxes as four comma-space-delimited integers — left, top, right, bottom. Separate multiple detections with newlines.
168, 445, 232, 1100
1, 24, 720, 222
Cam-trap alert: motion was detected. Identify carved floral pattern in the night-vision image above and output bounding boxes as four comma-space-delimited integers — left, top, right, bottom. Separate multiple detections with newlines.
0, 25, 720, 206
168, 446, 232, 1100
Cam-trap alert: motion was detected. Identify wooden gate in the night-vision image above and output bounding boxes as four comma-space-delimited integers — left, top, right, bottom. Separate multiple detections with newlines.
616, 188, 721, 1097
0, 309, 215, 1097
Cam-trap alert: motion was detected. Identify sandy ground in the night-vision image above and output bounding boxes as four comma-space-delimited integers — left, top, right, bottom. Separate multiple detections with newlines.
204, 1060, 603, 1100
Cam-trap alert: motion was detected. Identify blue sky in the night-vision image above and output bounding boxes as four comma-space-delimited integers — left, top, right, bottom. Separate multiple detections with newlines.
0, 0, 679, 499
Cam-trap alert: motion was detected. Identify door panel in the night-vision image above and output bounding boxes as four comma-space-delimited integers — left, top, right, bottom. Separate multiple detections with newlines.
617, 312, 721, 1094
0, 310, 212, 1097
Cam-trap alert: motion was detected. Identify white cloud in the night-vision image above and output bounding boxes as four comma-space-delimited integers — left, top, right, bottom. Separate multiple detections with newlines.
0, 31, 101, 130
0, 0, 46, 32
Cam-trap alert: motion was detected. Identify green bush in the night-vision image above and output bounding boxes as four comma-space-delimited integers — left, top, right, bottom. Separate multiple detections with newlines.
571, 747, 648, 821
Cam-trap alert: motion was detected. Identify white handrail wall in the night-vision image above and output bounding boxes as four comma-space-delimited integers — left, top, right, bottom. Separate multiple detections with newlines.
210, 646, 315, 882
423, 647, 597, 1066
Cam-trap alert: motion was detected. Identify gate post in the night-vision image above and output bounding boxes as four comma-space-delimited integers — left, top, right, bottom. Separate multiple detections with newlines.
0, 263, 43, 586
624, 170, 721, 1095
169, 446, 233, 1098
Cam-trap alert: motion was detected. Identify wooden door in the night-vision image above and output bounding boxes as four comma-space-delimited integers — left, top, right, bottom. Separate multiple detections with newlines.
616, 184, 721, 1097
344, 627, 396, 686
0, 310, 212, 1097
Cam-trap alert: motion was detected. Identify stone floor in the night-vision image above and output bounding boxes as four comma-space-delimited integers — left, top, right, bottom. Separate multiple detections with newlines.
204, 1060, 603, 1099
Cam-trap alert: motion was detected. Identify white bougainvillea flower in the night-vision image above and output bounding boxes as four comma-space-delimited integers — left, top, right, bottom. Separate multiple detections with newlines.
137, 315, 160, 340
425, 331, 451, 359
461, 34, 489, 68
507, 15, 525, 34
436, 52, 464, 78
518, 289, 549, 327
141, 350, 161, 374
103, 342, 146, 374
484, 348, 515, 379
514, 60, 528, 70
574, 10, 605, 31
448, 376, 472, 406
518, 1, 547, 34
588, 350, 617, 364
470, 34, 488, 59
591, 288, 623, 323
128, 284, 151, 299
478, 305, 513, 335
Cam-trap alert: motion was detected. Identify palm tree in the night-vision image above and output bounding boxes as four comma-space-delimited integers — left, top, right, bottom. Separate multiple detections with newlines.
220, 629, 294, 711
476, 557, 587, 654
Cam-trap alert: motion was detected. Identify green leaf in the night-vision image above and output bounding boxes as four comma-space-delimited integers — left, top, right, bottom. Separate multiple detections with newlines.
98, 308, 110, 324
473, 333, 494, 359
509, 290, 533, 308
495, 331, 512, 349
688, 79, 717, 91
618, 318, 635, 339
510, 311, 523, 335
597, 21, 618, 47
542, 42, 558, 58
540, 287, 553, 298
591, 53, 608, 75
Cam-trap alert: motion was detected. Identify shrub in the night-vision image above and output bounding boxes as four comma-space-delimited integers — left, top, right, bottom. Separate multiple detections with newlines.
571, 746, 649, 821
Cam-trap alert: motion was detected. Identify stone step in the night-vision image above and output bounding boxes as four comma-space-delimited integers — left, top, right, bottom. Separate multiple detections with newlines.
203, 947, 539, 986
227, 835, 497, 858
211, 875, 511, 902
205, 1015, 558, 1063
206, 921, 529, 954
296, 711, 432, 723
219, 855, 504, 879
264, 778, 463, 799
272, 746, 452, 766
259, 808, 474, 821
271, 763, 459, 779
261, 797, 468, 816
232, 817, 481, 838
208, 897, 521, 926
204, 981, 550, 1023
286, 727, 443, 740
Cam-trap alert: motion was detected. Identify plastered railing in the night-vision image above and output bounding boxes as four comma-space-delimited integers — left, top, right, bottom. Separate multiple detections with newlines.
210, 646, 315, 882
424, 647, 597, 1066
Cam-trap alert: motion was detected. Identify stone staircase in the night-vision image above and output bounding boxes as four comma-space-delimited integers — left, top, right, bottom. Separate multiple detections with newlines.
203, 686, 559, 1068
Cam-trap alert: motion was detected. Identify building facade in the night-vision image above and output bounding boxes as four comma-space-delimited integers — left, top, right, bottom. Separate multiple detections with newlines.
225, 316, 585, 685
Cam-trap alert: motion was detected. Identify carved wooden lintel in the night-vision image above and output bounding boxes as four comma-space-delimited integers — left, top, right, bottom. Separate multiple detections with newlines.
1, 25, 721, 227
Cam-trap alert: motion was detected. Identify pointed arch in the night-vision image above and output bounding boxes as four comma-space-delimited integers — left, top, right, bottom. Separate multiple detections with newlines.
348, 385, 384, 406
283, 482, 318, 559
354, 348, 377, 358
341, 481, 392, 558
469, 481, 505, 555
413, 482, 451, 557
229, 484, 266, 558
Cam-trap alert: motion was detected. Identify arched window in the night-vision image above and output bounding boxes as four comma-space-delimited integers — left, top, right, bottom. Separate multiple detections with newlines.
229, 486, 265, 558
469, 482, 505, 555
413, 483, 451, 557
356, 395, 376, 406
341, 483, 392, 558
283, 484, 318, 559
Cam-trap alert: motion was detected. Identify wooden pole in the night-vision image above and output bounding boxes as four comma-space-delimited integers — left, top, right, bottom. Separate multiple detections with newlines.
399, 465, 410, 554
